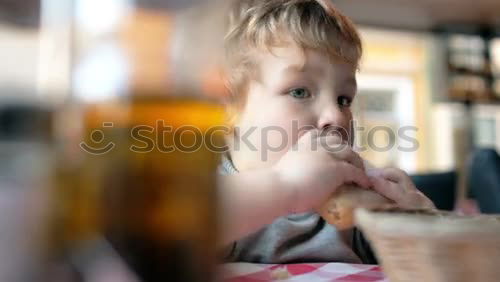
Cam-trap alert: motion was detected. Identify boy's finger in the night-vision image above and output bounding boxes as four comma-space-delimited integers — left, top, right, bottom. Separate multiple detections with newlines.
338, 162, 372, 189
369, 176, 405, 203
321, 135, 345, 149
321, 136, 365, 170
334, 149, 365, 170
366, 168, 383, 178
381, 168, 412, 187
297, 129, 321, 145
342, 150, 364, 170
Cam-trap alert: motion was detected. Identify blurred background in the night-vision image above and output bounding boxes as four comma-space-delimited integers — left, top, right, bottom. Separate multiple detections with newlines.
2, 0, 499, 171
1, 0, 500, 281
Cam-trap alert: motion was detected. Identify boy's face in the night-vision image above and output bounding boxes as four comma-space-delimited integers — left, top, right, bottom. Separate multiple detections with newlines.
230, 43, 357, 171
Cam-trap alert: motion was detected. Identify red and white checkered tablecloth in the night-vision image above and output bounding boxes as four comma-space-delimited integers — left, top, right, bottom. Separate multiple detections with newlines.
219, 262, 388, 282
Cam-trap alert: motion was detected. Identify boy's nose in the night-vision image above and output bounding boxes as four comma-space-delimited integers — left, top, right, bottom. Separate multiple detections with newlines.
317, 106, 350, 139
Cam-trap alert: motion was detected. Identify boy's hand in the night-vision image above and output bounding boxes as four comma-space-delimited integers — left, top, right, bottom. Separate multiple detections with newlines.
273, 129, 372, 214
368, 168, 435, 210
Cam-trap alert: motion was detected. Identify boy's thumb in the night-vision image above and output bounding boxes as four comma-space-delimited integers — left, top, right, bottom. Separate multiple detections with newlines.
296, 128, 321, 145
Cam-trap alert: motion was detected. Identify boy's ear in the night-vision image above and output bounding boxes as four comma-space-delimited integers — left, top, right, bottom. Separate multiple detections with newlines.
224, 102, 241, 126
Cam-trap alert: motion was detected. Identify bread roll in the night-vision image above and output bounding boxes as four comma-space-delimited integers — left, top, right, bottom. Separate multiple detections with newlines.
318, 185, 391, 230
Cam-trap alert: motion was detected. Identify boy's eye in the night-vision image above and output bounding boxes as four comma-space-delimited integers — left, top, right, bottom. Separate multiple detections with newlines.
337, 96, 352, 107
289, 88, 311, 99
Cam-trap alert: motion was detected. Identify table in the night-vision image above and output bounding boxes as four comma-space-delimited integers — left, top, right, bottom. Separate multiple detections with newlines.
219, 262, 387, 281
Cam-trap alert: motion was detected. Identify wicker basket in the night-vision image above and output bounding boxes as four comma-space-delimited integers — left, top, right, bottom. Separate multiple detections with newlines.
355, 208, 500, 282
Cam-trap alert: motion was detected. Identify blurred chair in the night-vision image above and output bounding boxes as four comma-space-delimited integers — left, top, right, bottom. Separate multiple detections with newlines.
468, 149, 500, 214
410, 171, 457, 211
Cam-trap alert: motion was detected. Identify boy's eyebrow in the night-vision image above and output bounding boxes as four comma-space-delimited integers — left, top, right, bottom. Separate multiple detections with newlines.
282, 63, 357, 89
282, 62, 307, 73
282, 62, 320, 74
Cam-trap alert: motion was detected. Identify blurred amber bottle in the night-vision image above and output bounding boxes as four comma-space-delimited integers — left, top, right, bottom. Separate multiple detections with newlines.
50, 96, 225, 282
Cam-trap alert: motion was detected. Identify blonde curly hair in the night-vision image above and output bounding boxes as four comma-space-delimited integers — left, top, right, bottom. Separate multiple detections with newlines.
223, 0, 362, 118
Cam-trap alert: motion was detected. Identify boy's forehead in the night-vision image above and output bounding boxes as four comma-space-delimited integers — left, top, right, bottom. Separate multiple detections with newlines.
254, 44, 357, 79
256, 44, 307, 70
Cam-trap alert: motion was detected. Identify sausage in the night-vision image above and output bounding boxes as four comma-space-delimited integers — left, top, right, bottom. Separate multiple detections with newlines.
318, 185, 391, 230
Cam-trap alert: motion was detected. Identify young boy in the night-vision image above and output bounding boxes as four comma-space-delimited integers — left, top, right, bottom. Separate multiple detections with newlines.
218, 0, 434, 264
